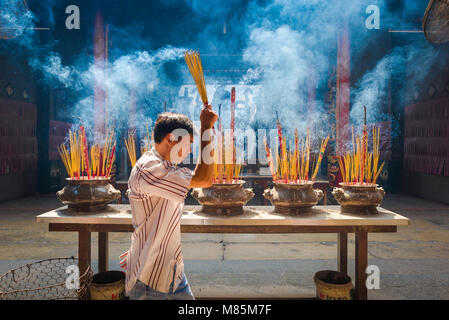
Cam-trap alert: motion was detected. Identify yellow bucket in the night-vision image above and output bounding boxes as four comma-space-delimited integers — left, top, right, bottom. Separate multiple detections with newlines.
89, 271, 126, 300
314, 270, 353, 300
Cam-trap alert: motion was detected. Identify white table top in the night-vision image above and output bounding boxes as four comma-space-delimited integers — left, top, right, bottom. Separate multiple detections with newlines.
35, 205, 409, 227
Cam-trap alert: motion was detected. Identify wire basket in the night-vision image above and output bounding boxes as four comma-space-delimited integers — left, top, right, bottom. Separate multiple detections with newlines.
0, 257, 93, 300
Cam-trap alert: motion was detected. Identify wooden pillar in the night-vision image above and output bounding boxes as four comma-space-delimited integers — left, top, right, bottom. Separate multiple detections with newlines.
78, 226, 91, 277
355, 230, 368, 300
98, 232, 109, 272
337, 232, 348, 274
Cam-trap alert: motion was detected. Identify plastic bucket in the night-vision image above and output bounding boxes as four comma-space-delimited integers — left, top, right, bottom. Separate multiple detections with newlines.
90, 271, 125, 300
314, 270, 353, 300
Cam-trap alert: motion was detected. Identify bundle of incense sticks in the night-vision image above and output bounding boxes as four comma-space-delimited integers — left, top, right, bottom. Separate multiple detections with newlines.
264, 137, 277, 180
275, 111, 287, 181
90, 144, 101, 177
125, 132, 137, 167
58, 127, 116, 179
231, 87, 236, 164
337, 121, 384, 185
140, 122, 153, 154
263, 124, 329, 184
184, 51, 208, 106
217, 105, 224, 183
125, 123, 153, 166
80, 126, 90, 179
212, 131, 242, 184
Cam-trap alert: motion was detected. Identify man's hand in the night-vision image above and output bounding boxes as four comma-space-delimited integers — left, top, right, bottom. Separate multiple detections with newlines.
200, 104, 218, 129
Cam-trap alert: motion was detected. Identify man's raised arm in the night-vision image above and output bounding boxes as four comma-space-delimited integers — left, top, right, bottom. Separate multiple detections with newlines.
190, 105, 218, 188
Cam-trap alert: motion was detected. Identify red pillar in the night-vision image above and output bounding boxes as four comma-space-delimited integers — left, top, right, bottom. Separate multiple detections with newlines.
94, 12, 105, 141
336, 25, 350, 155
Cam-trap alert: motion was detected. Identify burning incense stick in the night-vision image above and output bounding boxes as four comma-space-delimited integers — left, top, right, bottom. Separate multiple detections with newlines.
90, 145, 100, 177
231, 87, 236, 165
312, 136, 329, 181
360, 106, 367, 184
106, 141, 116, 178
217, 104, 224, 183
275, 110, 288, 182
140, 122, 153, 155
294, 128, 299, 182
81, 127, 91, 179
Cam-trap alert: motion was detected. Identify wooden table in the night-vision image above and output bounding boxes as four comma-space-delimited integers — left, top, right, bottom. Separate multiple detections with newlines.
36, 205, 409, 300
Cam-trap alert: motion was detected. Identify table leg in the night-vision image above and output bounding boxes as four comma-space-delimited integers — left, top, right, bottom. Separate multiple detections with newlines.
78, 226, 91, 276
355, 230, 368, 300
337, 232, 348, 274
98, 232, 109, 272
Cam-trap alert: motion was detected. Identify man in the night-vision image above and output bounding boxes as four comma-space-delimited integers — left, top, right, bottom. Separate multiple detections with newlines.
120, 105, 217, 300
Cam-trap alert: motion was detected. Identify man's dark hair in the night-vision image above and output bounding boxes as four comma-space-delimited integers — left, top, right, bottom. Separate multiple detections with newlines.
153, 112, 194, 143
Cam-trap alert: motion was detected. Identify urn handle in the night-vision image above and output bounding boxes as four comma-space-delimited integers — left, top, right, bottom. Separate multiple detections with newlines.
56, 189, 64, 202
263, 188, 273, 200
332, 187, 346, 202
376, 186, 386, 197
191, 188, 201, 199
314, 188, 324, 201
110, 188, 122, 200
244, 188, 255, 201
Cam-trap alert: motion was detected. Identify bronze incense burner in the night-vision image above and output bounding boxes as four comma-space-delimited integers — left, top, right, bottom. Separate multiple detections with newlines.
56, 178, 121, 212
332, 183, 385, 215
191, 180, 254, 216
263, 181, 324, 215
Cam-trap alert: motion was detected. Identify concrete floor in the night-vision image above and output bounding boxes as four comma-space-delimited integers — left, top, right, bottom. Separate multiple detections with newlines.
0, 193, 449, 299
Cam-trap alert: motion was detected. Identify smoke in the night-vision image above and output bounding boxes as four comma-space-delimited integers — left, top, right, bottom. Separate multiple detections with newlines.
0, 0, 34, 47
0, 0, 442, 155
243, 26, 314, 116
350, 42, 442, 146
30, 46, 187, 138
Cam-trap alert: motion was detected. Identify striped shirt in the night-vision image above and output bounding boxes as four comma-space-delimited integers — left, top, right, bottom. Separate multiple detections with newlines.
120, 147, 193, 294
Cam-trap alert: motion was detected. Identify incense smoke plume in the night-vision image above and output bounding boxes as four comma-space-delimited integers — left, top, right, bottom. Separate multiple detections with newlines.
350, 42, 443, 150
1, 0, 445, 160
